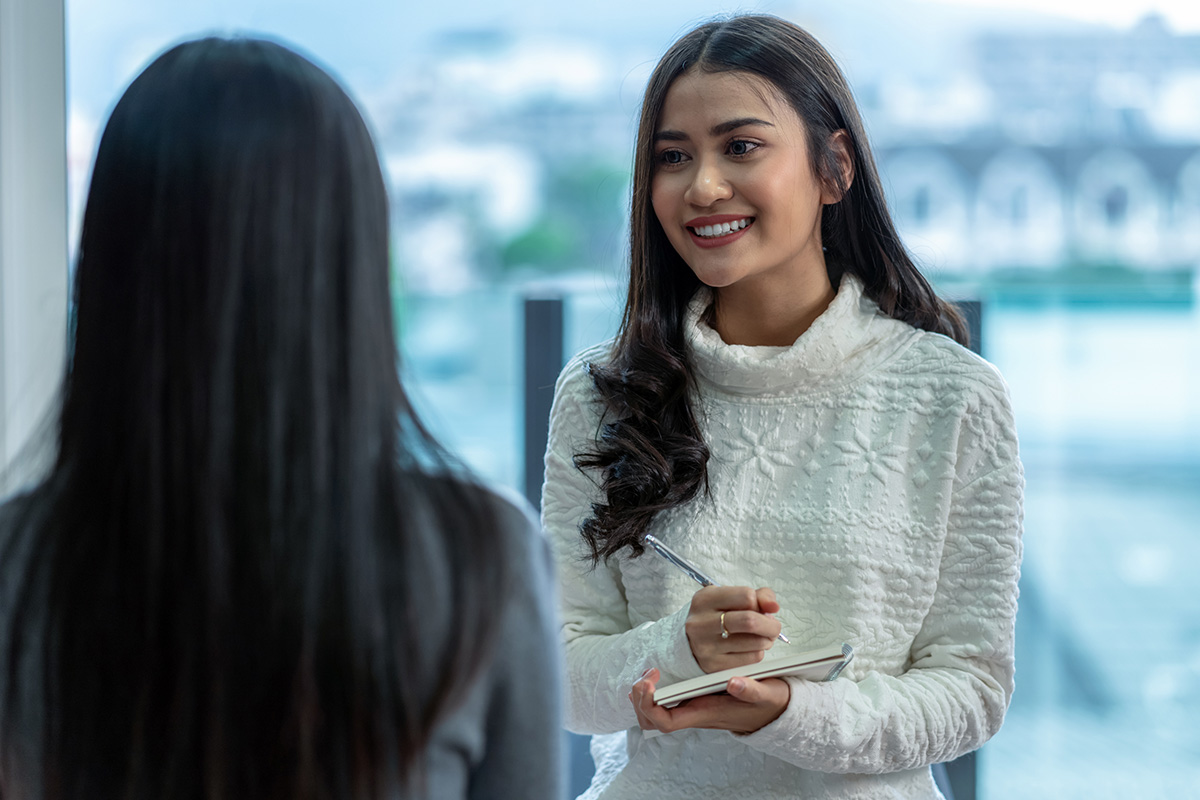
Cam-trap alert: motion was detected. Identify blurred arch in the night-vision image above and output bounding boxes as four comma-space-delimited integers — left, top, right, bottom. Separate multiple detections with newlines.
881, 148, 971, 271
976, 148, 1066, 270
1073, 148, 1162, 267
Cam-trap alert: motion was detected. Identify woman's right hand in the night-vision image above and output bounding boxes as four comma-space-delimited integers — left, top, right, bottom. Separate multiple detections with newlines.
685, 586, 783, 673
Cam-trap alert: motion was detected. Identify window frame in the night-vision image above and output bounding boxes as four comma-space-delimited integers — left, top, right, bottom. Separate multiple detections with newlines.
0, 0, 69, 474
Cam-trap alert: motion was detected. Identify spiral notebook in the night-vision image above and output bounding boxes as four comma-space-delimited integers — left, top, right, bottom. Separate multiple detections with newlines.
654, 642, 854, 706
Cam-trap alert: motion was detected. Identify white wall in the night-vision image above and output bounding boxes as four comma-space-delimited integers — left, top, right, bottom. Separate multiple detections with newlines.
0, 0, 69, 477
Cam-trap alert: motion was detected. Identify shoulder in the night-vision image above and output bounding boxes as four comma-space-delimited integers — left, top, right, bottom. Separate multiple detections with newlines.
547, 339, 616, 436
895, 332, 1021, 481
467, 484, 559, 674
476, 483, 550, 568
462, 482, 559, 607
893, 329, 1014, 417
0, 485, 38, 523
553, 339, 616, 400
420, 481, 563, 797
413, 476, 558, 652
0, 488, 43, 555
424, 477, 548, 569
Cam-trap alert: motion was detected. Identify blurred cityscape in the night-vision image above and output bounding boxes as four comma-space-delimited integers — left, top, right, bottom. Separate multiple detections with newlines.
372, 12, 1200, 295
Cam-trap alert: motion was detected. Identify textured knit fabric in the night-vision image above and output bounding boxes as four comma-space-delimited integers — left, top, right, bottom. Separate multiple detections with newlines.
542, 275, 1024, 800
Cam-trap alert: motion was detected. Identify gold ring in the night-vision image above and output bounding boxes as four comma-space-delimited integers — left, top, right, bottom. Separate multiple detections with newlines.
720, 611, 730, 639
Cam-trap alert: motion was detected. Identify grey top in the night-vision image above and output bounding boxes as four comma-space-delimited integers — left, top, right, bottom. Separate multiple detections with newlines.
420, 488, 565, 799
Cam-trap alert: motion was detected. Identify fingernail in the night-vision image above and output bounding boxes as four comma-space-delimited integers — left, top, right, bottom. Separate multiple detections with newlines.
729, 678, 744, 693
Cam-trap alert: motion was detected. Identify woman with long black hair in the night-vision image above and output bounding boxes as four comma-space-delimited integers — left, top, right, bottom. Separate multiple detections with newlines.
0, 36, 562, 800
543, 14, 1023, 799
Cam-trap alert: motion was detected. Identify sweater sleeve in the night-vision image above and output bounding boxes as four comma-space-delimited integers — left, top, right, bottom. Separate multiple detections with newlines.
738, 368, 1025, 774
541, 352, 705, 736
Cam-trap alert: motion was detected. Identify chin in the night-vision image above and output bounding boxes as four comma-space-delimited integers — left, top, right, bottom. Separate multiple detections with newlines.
689, 273, 737, 290
684, 263, 741, 289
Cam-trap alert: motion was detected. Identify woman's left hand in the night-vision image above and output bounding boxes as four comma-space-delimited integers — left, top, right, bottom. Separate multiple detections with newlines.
628, 668, 790, 735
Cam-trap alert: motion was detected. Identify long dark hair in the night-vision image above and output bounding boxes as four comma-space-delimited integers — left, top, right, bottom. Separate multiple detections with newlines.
0, 37, 505, 799
577, 15, 967, 563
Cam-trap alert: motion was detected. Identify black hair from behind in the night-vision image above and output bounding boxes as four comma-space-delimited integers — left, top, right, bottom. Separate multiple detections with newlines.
0, 36, 506, 800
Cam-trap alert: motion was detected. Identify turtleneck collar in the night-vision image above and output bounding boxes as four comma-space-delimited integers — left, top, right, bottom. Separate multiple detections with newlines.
684, 274, 914, 396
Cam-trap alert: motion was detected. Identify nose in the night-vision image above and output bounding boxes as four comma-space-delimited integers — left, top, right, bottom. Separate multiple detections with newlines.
683, 157, 732, 207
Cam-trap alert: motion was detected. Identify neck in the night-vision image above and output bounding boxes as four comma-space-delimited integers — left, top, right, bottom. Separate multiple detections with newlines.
711, 270, 837, 347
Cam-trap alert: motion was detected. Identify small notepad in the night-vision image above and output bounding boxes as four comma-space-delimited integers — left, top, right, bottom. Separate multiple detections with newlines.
654, 642, 854, 706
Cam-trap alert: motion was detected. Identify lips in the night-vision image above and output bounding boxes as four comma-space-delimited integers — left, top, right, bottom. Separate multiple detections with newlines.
686, 215, 755, 248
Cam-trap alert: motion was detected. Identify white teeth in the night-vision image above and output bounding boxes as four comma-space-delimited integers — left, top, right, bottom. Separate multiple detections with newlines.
693, 218, 751, 238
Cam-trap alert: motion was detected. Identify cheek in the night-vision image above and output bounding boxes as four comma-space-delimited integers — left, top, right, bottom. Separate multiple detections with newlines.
650, 178, 672, 224
650, 185, 685, 248
775, 176, 825, 224
757, 155, 821, 213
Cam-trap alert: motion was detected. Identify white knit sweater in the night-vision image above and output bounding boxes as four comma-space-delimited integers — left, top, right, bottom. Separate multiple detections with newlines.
542, 276, 1024, 800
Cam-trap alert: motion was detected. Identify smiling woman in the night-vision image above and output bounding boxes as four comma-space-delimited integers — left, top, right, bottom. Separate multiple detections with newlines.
542, 14, 1024, 800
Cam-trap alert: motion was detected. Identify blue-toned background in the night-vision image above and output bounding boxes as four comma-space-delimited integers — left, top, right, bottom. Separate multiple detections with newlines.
66, 1, 1200, 796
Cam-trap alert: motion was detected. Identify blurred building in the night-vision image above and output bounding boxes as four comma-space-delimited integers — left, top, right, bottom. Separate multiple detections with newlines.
374, 29, 633, 292
376, 14, 1200, 290
878, 14, 1200, 275
880, 142, 1200, 272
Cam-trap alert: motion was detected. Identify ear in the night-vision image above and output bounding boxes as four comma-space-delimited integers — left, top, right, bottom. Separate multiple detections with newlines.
821, 129, 855, 205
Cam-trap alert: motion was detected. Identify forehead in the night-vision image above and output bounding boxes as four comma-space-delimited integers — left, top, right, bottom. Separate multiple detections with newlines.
658, 68, 800, 131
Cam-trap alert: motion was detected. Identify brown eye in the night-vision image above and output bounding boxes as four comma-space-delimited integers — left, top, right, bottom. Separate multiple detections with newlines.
728, 140, 758, 156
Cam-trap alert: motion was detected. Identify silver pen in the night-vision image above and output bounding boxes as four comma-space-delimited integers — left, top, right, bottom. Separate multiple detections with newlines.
644, 534, 791, 644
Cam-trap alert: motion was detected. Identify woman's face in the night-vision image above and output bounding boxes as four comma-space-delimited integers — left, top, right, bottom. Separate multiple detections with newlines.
651, 68, 838, 298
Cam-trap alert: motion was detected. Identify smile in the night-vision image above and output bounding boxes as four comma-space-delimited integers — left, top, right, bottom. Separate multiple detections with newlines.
685, 217, 755, 248
688, 217, 753, 238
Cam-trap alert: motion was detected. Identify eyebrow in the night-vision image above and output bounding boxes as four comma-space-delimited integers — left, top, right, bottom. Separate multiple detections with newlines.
654, 117, 775, 142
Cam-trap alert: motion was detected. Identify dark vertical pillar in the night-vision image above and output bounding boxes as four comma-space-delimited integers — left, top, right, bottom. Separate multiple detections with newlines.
958, 299, 983, 357
522, 294, 565, 509
945, 750, 978, 800
521, 294, 594, 799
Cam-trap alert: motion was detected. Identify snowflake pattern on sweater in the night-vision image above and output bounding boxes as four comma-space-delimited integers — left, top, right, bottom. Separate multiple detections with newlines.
542, 276, 1024, 800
